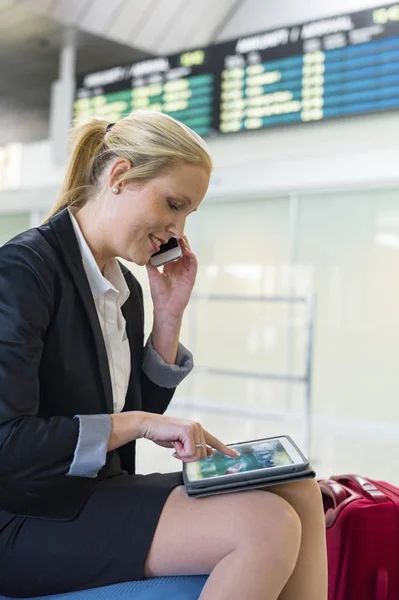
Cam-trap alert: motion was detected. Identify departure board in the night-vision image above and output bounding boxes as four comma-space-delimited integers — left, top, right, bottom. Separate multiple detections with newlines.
74, 50, 216, 137
215, 2, 399, 133
74, 3, 399, 137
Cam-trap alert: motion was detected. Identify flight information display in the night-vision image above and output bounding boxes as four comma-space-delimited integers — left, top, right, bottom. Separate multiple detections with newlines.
74, 50, 216, 137
74, 3, 399, 136
215, 2, 399, 133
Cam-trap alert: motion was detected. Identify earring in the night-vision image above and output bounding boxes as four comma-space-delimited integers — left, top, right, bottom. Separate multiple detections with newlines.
112, 186, 119, 195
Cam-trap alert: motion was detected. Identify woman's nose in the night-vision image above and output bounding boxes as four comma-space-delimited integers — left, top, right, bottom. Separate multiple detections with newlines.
170, 216, 186, 239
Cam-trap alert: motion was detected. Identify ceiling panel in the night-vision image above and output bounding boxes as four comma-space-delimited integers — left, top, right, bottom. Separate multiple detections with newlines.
107, 0, 159, 46
156, 0, 215, 55
186, 0, 241, 50
131, 0, 187, 50
20, 0, 260, 56
216, 0, 286, 42
152, 0, 192, 51
50, 0, 95, 26
80, 0, 125, 36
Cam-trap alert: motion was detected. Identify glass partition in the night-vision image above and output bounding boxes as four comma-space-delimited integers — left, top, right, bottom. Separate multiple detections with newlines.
0, 212, 30, 245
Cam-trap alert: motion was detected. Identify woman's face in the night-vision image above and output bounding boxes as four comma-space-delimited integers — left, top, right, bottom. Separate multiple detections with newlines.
102, 161, 210, 266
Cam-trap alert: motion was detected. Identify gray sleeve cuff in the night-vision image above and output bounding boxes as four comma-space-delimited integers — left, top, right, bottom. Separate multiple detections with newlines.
67, 414, 112, 478
142, 335, 194, 389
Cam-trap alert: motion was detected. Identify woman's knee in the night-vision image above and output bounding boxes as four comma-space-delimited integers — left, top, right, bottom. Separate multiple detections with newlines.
300, 478, 324, 507
270, 478, 324, 519
273, 477, 322, 503
235, 491, 302, 562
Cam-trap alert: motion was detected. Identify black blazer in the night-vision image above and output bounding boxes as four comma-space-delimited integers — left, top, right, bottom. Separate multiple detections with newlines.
0, 209, 175, 520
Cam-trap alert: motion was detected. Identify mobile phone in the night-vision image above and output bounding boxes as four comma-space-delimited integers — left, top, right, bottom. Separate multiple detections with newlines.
184, 435, 309, 487
150, 237, 183, 267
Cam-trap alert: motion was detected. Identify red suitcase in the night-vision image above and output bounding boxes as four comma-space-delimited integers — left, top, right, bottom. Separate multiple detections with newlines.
319, 475, 399, 600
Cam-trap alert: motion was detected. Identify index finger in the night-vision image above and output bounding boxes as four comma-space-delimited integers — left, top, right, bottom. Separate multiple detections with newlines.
182, 235, 191, 250
204, 430, 240, 458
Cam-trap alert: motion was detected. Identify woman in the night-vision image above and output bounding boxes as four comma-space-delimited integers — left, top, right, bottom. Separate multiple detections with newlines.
0, 111, 327, 600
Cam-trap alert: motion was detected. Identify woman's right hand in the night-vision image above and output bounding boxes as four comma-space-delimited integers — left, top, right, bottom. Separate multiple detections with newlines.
138, 412, 239, 462
108, 411, 239, 463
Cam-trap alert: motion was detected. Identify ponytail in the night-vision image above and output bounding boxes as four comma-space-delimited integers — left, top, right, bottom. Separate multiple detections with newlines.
45, 118, 109, 220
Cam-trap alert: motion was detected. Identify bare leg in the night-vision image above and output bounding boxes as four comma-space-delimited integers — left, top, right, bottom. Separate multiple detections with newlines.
145, 486, 302, 600
267, 479, 328, 600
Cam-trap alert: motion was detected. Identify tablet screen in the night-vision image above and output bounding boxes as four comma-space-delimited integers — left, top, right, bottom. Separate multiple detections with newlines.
185, 437, 296, 482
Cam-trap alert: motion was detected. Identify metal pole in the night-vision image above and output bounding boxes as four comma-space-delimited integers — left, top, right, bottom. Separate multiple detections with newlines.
185, 219, 201, 406
193, 365, 306, 384
303, 294, 316, 458
284, 193, 300, 410
49, 27, 77, 165
189, 294, 307, 303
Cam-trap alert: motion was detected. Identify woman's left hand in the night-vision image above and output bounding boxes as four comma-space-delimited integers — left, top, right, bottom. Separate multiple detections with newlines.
146, 236, 197, 318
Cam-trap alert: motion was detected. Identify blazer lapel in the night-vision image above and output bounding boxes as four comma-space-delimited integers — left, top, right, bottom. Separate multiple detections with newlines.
121, 289, 143, 412
46, 209, 114, 414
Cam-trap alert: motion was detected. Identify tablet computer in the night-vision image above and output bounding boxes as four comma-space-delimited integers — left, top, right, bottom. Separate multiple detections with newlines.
183, 435, 309, 490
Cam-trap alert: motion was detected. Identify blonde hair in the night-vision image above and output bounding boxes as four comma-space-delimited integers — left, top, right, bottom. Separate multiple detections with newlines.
46, 110, 213, 220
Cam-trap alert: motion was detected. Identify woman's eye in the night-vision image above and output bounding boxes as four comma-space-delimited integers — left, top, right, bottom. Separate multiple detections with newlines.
167, 200, 181, 211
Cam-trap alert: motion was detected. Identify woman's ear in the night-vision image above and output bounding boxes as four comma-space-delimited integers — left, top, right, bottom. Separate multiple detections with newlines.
109, 158, 132, 190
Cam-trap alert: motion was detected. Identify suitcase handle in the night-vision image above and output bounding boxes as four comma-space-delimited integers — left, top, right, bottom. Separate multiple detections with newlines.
318, 479, 362, 527
331, 474, 388, 504
318, 479, 348, 506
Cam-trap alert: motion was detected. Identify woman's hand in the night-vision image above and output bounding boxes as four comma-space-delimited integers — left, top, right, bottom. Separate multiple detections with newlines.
138, 412, 239, 463
146, 236, 197, 319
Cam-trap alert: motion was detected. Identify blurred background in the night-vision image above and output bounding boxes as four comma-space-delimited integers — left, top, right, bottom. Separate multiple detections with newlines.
1, 0, 399, 482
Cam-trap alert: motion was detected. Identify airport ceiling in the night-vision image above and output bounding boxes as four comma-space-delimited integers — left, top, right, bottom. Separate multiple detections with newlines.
1, 0, 391, 146
0, 0, 151, 145
2, 0, 280, 145
1, 0, 318, 145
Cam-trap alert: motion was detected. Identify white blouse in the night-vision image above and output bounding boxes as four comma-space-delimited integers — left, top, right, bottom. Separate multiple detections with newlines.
69, 209, 131, 413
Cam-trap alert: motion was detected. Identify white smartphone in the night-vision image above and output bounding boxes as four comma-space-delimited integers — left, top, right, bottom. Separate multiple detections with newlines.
184, 435, 309, 487
150, 237, 182, 267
